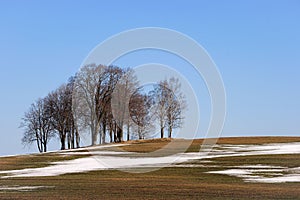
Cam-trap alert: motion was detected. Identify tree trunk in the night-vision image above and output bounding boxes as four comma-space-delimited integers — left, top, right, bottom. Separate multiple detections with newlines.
138, 128, 142, 140
116, 126, 123, 142
60, 131, 66, 150
168, 126, 172, 138
102, 123, 106, 144
113, 122, 117, 143
91, 123, 97, 146
75, 127, 80, 148
127, 124, 130, 141
92, 126, 98, 146
71, 127, 75, 149
109, 127, 113, 143
67, 132, 71, 149
160, 127, 164, 138
36, 138, 42, 153
99, 129, 102, 145
119, 125, 123, 142
40, 140, 43, 152
43, 142, 47, 152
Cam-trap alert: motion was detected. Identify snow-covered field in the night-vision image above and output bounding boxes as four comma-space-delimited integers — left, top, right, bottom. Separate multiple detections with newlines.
0, 142, 299, 183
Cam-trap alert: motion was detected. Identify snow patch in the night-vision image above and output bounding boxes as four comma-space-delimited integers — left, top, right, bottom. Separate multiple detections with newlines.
0, 142, 299, 181
207, 167, 300, 183
0, 185, 53, 191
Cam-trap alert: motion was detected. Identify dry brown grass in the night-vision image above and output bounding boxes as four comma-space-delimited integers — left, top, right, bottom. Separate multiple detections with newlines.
0, 167, 299, 200
0, 136, 299, 199
0, 153, 87, 171
119, 136, 300, 153
214, 136, 300, 144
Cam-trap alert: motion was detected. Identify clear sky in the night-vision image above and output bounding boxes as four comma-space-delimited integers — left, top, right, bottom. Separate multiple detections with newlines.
0, 0, 299, 156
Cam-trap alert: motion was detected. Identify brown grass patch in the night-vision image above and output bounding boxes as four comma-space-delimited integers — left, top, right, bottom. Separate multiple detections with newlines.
119, 136, 300, 153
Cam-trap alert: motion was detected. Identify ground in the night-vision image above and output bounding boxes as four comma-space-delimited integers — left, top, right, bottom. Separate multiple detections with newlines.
0, 137, 299, 200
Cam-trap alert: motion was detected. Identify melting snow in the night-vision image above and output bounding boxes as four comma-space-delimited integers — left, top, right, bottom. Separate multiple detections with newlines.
0, 185, 53, 191
0, 142, 299, 183
208, 167, 300, 183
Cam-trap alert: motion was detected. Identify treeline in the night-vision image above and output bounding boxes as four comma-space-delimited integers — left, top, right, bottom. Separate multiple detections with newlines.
20, 64, 186, 152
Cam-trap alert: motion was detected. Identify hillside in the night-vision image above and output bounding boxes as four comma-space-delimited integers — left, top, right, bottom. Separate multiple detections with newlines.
0, 137, 299, 199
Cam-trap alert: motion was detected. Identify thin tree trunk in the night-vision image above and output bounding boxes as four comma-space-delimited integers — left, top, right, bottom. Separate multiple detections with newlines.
102, 123, 106, 144
75, 127, 80, 148
113, 122, 117, 143
71, 128, 75, 149
40, 139, 43, 153
109, 127, 113, 143
67, 132, 71, 149
36, 137, 42, 153
127, 124, 130, 141
168, 126, 172, 138
99, 129, 102, 145
118, 124, 123, 142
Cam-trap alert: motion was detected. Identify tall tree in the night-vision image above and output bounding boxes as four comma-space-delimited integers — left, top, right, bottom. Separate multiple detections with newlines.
164, 78, 186, 138
65, 76, 80, 149
73, 64, 106, 145
97, 65, 124, 143
73, 64, 124, 145
111, 68, 139, 142
151, 81, 169, 138
129, 91, 153, 140
152, 77, 186, 138
45, 83, 77, 150
20, 98, 54, 153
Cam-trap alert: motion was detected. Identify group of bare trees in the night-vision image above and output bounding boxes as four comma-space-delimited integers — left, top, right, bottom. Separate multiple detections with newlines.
21, 64, 186, 153
151, 78, 186, 139
21, 77, 80, 152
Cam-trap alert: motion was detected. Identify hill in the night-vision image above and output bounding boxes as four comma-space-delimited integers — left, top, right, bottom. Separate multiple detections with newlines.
0, 137, 299, 199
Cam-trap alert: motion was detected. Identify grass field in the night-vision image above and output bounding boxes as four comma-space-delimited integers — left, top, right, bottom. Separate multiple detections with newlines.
0, 137, 299, 200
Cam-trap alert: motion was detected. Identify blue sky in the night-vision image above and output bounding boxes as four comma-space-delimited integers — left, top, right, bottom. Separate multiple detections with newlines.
0, 0, 299, 155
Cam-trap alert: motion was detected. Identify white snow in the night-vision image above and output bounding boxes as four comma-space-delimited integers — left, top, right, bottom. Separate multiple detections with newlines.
247, 174, 300, 183
0, 154, 193, 178
207, 166, 300, 183
0, 142, 299, 183
59, 151, 130, 156
236, 165, 286, 169
0, 185, 53, 191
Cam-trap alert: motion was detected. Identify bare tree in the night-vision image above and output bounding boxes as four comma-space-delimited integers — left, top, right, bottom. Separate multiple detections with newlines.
73, 64, 124, 145
73, 64, 105, 145
152, 77, 186, 138
45, 87, 66, 150
97, 65, 124, 144
165, 78, 186, 138
44, 81, 79, 150
129, 91, 153, 140
65, 77, 80, 149
151, 81, 169, 138
111, 68, 139, 142
20, 98, 54, 153
22, 65, 186, 151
